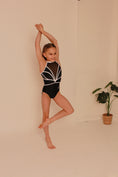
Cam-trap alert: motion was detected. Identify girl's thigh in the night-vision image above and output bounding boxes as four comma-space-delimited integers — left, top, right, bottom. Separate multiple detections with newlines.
53, 92, 74, 113
41, 92, 51, 116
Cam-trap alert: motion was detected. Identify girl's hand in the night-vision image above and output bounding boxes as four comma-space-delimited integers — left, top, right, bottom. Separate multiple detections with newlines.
35, 24, 44, 33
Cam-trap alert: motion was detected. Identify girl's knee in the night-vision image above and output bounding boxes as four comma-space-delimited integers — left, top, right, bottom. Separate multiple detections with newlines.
67, 106, 74, 115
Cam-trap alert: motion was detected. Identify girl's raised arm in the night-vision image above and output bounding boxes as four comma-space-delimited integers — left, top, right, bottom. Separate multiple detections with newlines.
35, 30, 44, 64
38, 24, 60, 62
43, 31, 59, 61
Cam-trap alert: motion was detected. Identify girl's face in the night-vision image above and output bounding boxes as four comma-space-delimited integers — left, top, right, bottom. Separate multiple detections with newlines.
43, 47, 56, 61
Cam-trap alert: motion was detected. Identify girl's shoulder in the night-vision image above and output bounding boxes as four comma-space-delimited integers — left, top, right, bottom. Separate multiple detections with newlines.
56, 59, 61, 67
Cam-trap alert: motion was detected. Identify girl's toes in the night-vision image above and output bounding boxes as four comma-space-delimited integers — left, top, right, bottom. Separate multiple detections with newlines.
38, 124, 43, 128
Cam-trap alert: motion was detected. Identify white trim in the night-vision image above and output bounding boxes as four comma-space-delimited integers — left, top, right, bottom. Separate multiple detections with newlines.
56, 64, 59, 80
43, 78, 54, 81
56, 77, 61, 81
44, 82, 60, 86
42, 71, 54, 80
46, 66, 55, 80
40, 61, 55, 74
41, 61, 62, 85
41, 73, 47, 80
57, 68, 61, 78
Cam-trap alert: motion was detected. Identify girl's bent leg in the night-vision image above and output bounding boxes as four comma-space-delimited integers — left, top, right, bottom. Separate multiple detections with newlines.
39, 92, 74, 128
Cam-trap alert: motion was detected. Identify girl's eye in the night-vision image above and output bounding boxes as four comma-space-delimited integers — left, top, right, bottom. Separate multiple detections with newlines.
49, 53, 56, 55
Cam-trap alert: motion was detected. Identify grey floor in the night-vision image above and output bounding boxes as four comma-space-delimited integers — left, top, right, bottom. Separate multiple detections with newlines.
0, 119, 118, 177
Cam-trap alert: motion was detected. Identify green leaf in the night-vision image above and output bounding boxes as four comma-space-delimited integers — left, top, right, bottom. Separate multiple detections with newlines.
92, 88, 102, 94
114, 95, 118, 98
97, 91, 108, 103
104, 81, 112, 88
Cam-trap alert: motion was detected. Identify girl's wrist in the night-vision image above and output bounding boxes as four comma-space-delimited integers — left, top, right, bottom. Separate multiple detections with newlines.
41, 30, 45, 35
38, 30, 42, 34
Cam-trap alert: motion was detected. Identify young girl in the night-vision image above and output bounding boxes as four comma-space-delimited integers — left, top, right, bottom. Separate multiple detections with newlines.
35, 24, 74, 149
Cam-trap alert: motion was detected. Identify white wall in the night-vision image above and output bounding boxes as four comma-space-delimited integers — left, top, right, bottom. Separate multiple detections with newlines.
109, 0, 118, 115
0, 0, 118, 134
76, 0, 118, 121
0, 0, 77, 133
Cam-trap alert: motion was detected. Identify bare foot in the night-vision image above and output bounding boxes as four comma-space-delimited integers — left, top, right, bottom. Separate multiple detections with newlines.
38, 118, 51, 128
45, 137, 56, 149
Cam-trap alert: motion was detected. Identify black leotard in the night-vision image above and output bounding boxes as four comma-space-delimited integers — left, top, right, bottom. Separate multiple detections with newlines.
41, 61, 62, 98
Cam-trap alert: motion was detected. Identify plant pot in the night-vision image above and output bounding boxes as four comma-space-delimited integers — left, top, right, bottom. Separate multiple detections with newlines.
102, 113, 113, 125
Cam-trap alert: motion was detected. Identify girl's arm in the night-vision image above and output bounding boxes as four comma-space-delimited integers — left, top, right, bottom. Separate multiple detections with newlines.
35, 31, 44, 63
38, 24, 60, 62
43, 31, 59, 61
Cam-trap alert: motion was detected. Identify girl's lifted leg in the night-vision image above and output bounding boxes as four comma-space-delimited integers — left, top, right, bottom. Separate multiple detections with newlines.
39, 92, 74, 128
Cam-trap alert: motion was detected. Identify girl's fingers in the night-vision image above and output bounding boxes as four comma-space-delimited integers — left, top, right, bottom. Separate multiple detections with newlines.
35, 24, 43, 33
40, 24, 44, 29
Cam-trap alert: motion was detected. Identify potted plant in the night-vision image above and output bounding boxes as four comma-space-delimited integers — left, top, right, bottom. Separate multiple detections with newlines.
92, 81, 118, 125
